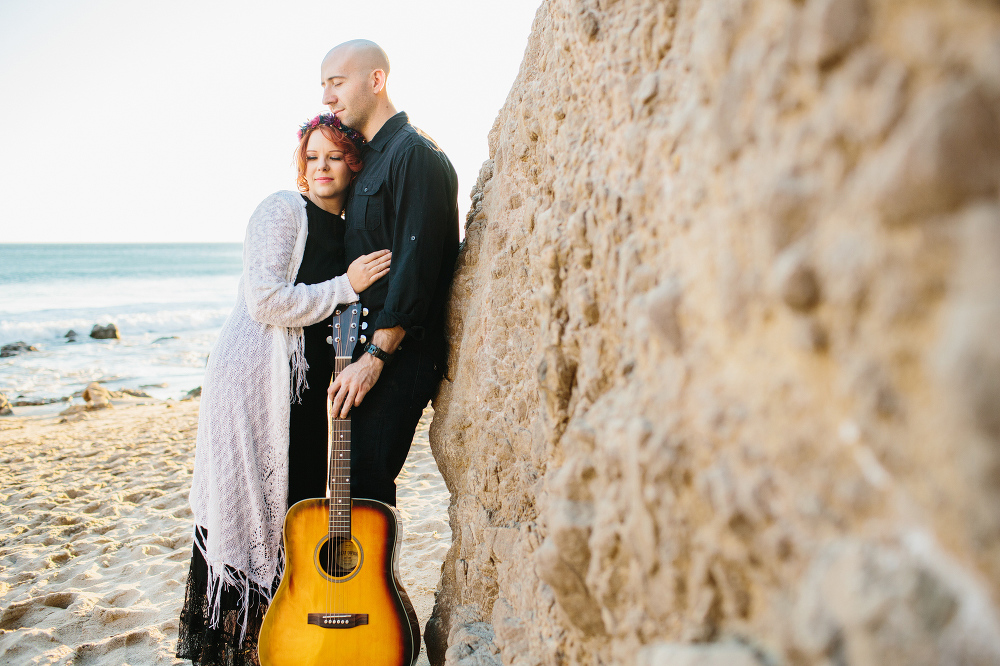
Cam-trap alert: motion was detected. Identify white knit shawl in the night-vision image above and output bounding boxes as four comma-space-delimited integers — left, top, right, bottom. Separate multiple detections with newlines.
188, 190, 358, 632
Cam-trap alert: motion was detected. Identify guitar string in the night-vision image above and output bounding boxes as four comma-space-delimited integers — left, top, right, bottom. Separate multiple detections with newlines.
314, 308, 359, 659
328, 310, 357, 654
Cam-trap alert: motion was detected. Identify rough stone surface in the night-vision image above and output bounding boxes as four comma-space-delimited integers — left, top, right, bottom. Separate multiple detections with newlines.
427, 1, 1000, 665
0, 392, 12, 416
89, 323, 120, 340
636, 642, 763, 666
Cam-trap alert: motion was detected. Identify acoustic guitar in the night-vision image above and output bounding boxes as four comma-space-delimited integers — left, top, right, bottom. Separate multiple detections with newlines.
258, 303, 420, 665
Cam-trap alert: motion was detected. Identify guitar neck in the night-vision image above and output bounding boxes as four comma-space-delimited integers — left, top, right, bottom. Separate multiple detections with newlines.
328, 356, 352, 539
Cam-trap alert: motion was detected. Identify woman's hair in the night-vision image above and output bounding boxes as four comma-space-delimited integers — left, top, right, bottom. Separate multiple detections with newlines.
295, 124, 364, 192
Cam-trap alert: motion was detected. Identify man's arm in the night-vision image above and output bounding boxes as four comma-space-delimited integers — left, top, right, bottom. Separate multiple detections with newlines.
375, 143, 455, 335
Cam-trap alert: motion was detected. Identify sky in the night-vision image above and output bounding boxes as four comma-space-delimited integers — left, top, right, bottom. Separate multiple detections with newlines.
0, 0, 541, 243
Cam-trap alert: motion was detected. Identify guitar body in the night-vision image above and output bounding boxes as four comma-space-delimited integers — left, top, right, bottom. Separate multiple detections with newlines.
258, 498, 420, 666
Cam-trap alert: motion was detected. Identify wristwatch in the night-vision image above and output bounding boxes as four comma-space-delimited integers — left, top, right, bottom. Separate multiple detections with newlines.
363, 342, 394, 363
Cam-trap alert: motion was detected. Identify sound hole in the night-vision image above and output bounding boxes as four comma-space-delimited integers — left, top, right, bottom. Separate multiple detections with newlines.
317, 537, 361, 578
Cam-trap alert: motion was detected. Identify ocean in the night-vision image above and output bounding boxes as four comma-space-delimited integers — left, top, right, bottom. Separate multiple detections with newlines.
0, 244, 243, 405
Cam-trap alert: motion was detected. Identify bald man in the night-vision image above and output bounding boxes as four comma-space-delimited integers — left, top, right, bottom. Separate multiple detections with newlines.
324, 40, 460, 507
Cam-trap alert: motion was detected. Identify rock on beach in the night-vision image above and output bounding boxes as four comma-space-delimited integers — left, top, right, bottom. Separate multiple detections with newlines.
59, 382, 114, 416
1, 341, 38, 358
89, 323, 120, 340
426, 0, 1000, 664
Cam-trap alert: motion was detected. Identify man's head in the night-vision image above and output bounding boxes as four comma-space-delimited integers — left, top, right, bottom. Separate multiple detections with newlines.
321, 40, 393, 140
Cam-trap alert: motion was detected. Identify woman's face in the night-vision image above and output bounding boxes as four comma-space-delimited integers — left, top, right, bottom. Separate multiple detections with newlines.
304, 129, 352, 204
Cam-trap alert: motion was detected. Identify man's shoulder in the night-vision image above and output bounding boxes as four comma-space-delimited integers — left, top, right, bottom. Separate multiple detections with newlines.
387, 122, 447, 158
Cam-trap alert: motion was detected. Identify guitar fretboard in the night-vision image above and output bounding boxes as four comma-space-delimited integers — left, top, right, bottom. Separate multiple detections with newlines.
328, 356, 352, 538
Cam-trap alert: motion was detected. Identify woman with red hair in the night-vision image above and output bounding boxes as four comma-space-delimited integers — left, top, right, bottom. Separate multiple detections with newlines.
176, 115, 388, 665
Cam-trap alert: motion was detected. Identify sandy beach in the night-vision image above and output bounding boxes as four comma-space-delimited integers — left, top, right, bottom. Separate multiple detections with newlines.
0, 398, 450, 665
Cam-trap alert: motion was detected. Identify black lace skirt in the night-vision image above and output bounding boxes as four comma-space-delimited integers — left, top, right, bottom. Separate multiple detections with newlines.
175, 528, 279, 666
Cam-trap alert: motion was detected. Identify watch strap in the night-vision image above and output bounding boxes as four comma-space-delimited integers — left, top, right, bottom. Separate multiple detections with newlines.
364, 342, 394, 363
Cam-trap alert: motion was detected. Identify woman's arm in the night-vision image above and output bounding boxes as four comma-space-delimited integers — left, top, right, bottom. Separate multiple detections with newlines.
241, 193, 360, 328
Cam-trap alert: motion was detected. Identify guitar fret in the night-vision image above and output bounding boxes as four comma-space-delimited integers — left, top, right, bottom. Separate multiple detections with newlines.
327, 314, 360, 543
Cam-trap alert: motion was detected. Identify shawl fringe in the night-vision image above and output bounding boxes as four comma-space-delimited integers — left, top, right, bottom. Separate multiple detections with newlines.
194, 524, 286, 644
289, 326, 308, 403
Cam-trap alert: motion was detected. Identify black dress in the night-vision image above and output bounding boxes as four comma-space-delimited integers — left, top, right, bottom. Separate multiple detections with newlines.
176, 196, 347, 666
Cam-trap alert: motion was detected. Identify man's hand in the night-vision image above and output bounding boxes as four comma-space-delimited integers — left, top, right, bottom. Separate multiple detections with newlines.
327, 326, 404, 417
328, 353, 384, 418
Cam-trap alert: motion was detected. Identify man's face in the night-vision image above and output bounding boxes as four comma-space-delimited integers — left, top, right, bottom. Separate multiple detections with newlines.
321, 51, 374, 132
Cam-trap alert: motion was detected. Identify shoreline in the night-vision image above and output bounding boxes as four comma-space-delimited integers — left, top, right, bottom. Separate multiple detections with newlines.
0, 399, 449, 665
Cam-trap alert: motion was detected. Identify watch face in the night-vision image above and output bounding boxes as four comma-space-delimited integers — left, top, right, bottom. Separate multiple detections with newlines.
365, 342, 390, 361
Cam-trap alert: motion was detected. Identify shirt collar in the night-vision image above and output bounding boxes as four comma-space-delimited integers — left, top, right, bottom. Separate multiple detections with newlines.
366, 111, 409, 152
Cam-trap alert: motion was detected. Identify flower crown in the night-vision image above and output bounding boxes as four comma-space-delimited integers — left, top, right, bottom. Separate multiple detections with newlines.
298, 113, 365, 148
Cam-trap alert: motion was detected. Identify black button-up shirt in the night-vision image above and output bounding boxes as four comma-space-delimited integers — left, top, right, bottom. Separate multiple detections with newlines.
344, 111, 460, 367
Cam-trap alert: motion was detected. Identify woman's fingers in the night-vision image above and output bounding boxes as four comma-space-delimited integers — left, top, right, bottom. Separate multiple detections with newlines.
350, 249, 391, 290
366, 255, 390, 278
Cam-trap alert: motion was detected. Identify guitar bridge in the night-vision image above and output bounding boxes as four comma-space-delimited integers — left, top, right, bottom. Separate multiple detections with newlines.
307, 613, 369, 629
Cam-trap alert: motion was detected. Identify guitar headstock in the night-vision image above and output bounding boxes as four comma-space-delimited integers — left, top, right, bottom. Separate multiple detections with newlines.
330, 304, 362, 360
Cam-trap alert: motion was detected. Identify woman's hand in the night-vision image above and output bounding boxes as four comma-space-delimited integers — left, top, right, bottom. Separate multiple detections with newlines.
346, 250, 391, 293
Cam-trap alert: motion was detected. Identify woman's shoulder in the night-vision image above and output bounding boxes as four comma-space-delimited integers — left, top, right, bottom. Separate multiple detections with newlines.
256, 190, 306, 210
250, 190, 307, 222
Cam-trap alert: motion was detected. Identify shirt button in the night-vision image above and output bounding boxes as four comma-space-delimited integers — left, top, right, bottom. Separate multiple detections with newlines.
363, 186, 368, 192
411, 235, 415, 241
361, 322, 368, 330
362, 308, 369, 316
360, 335, 367, 344
326, 336, 333, 345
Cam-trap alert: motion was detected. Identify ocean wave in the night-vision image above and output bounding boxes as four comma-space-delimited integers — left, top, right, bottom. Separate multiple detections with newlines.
0, 306, 232, 346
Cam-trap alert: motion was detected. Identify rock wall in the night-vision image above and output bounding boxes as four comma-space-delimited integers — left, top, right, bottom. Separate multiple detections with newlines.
426, 1, 1000, 664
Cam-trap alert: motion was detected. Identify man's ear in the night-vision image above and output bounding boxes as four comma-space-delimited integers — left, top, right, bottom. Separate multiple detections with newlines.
371, 69, 387, 95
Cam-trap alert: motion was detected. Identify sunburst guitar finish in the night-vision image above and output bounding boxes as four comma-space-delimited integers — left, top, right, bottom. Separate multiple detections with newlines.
258, 303, 420, 665
258, 498, 419, 665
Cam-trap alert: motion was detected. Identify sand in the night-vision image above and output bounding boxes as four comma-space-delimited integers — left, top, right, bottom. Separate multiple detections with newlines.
0, 398, 451, 665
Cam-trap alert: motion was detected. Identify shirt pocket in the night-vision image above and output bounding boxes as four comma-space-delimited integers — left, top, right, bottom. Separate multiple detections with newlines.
352, 179, 384, 231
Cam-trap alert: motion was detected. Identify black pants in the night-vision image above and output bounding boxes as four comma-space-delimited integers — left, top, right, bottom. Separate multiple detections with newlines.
350, 346, 441, 506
